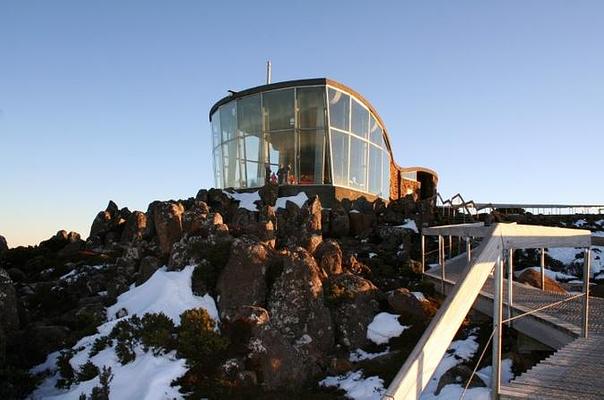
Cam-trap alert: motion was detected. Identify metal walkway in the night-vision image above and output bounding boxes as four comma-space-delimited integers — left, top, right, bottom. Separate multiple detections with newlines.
383, 223, 602, 400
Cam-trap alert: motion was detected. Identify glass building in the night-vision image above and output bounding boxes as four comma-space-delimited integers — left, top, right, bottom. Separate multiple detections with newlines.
210, 78, 437, 202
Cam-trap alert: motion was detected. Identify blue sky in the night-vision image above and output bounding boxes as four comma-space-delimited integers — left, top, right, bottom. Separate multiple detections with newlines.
1, 1, 603, 247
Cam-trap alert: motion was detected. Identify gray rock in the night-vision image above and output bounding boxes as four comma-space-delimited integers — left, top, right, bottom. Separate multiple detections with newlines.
216, 238, 271, 319
153, 201, 185, 255
268, 248, 334, 358
137, 256, 161, 285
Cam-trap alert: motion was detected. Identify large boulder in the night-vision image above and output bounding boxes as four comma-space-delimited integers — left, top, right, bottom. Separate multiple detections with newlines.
268, 248, 334, 358
348, 210, 376, 235
326, 273, 381, 349
120, 211, 148, 243
276, 196, 323, 252
387, 288, 431, 322
247, 323, 314, 390
314, 240, 343, 277
216, 238, 271, 319
328, 204, 350, 238
0, 235, 8, 254
153, 201, 185, 255
182, 201, 210, 236
517, 269, 567, 294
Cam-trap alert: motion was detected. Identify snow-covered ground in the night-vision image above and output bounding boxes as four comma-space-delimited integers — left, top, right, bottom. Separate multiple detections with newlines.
31, 266, 219, 400
323, 328, 514, 400
393, 219, 419, 233
366, 312, 408, 345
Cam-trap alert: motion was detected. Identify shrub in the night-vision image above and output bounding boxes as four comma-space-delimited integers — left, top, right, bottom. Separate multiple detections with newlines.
0, 366, 40, 400
140, 312, 176, 355
77, 361, 99, 382
177, 308, 229, 368
79, 366, 112, 400
109, 315, 142, 365
89, 336, 113, 358
55, 349, 76, 389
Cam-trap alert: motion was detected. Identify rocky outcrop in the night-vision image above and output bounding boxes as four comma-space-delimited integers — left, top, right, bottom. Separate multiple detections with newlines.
268, 248, 333, 358
0, 235, 8, 254
517, 269, 566, 293
153, 201, 185, 255
327, 272, 381, 349
216, 238, 271, 320
182, 201, 210, 236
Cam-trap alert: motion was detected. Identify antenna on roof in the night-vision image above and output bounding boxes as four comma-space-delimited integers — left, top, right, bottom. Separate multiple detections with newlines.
266, 60, 272, 84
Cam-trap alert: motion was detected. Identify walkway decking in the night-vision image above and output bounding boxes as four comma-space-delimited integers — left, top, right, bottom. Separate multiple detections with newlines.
425, 248, 604, 399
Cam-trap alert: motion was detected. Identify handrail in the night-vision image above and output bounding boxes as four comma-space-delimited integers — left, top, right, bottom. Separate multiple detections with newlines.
384, 223, 592, 400
383, 226, 501, 399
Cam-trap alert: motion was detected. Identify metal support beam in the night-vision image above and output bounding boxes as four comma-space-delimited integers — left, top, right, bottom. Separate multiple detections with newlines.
583, 247, 591, 338
507, 248, 513, 327
540, 248, 546, 290
492, 255, 503, 400
466, 237, 472, 263
421, 235, 425, 274
439, 235, 446, 293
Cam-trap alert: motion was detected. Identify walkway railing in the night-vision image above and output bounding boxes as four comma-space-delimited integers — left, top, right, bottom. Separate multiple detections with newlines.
383, 223, 593, 400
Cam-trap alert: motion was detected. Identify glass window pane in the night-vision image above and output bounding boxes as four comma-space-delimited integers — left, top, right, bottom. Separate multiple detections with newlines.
246, 161, 263, 188
263, 89, 294, 131
369, 145, 382, 194
328, 88, 349, 131
220, 102, 237, 142
222, 139, 241, 188
244, 135, 261, 163
351, 99, 369, 138
330, 129, 349, 186
238, 94, 262, 135
369, 116, 382, 146
266, 130, 296, 184
299, 130, 324, 184
297, 87, 325, 130
382, 151, 391, 199
349, 137, 367, 190
213, 146, 223, 188
211, 112, 221, 149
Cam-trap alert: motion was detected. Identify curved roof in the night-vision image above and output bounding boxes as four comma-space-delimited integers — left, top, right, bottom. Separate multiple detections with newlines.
208, 77, 438, 182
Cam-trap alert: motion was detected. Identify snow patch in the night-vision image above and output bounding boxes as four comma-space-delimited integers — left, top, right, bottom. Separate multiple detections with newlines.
349, 347, 390, 362
393, 219, 418, 233
320, 370, 385, 400
275, 192, 309, 209
224, 190, 260, 212
366, 312, 408, 345
412, 291, 428, 302
107, 265, 219, 324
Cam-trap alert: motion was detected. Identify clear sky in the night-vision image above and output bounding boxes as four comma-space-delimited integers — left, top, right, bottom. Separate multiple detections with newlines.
1, 1, 603, 247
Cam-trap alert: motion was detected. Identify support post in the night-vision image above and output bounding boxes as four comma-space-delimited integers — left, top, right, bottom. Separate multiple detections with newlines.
540, 248, 546, 290
421, 234, 425, 274
582, 247, 591, 338
466, 237, 471, 263
439, 235, 446, 293
448, 235, 453, 257
492, 255, 503, 400
507, 248, 513, 327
